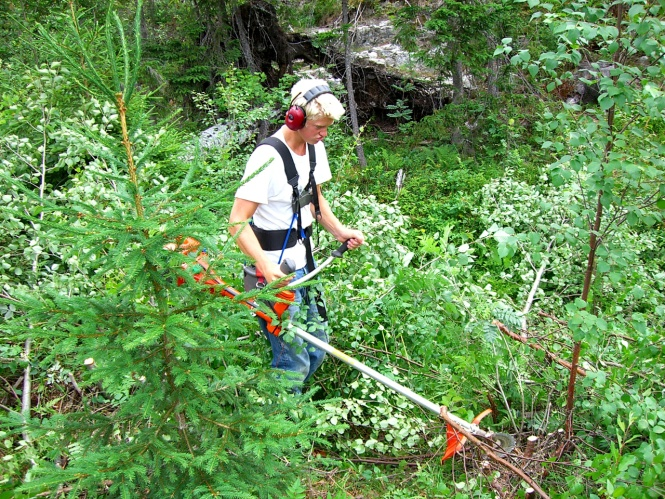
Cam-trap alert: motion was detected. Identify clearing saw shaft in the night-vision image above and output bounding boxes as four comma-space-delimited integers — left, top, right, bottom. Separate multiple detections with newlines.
287, 324, 500, 441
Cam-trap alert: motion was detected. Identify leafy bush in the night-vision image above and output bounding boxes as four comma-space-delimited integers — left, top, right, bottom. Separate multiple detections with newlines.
306, 188, 522, 460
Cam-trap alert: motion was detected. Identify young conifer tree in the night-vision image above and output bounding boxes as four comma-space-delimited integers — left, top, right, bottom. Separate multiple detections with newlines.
1, 3, 327, 497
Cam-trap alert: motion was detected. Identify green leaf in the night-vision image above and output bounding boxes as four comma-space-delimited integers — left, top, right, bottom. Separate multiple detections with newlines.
518, 50, 531, 62
609, 272, 622, 283
599, 96, 615, 110
574, 298, 587, 310
566, 28, 580, 43
628, 4, 645, 18
597, 261, 610, 273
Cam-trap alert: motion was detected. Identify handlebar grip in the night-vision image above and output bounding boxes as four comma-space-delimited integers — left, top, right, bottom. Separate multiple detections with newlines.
331, 240, 350, 258
280, 258, 297, 274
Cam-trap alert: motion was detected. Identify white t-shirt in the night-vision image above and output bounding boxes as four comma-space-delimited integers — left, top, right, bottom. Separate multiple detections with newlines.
235, 128, 332, 268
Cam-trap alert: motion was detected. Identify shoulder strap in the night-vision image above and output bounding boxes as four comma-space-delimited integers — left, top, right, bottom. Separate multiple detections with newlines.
261, 137, 298, 190
260, 137, 321, 218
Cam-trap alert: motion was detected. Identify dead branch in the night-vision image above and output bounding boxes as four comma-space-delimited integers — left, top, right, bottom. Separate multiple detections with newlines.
21, 338, 32, 443
521, 237, 556, 333
67, 372, 83, 397
493, 320, 586, 377
537, 311, 567, 326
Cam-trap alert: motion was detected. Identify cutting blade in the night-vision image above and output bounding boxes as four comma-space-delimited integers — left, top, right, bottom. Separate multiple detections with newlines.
491, 433, 516, 453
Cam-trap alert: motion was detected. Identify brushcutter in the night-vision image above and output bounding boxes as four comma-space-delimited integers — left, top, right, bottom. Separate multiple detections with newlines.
170, 237, 297, 335
168, 238, 516, 460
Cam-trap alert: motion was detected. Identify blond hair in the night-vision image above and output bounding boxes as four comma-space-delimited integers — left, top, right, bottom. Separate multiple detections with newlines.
290, 79, 345, 121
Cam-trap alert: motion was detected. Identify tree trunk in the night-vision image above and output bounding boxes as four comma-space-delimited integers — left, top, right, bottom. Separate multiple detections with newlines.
452, 57, 464, 103
233, 7, 258, 73
342, 0, 367, 168
486, 43, 500, 97
232, 5, 272, 143
563, 3, 624, 442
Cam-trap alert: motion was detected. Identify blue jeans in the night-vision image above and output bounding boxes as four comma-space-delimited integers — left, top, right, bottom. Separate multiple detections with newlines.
258, 265, 329, 391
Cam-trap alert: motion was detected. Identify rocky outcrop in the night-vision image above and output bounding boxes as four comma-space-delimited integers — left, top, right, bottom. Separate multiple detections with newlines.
237, 0, 450, 124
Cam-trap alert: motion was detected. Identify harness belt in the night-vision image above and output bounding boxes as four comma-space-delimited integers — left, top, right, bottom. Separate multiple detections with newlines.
252, 224, 313, 252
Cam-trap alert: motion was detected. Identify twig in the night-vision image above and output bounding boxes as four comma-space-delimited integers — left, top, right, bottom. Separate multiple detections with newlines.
21, 338, 32, 443
521, 238, 556, 333
493, 320, 586, 377
537, 311, 567, 326
495, 364, 519, 434
0, 375, 20, 401
439, 407, 551, 499
67, 372, 83, 397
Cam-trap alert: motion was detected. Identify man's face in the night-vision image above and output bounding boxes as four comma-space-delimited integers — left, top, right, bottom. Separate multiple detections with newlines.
300, 117, 334, 144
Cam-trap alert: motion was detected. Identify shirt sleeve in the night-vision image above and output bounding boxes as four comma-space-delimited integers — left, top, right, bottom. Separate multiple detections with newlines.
234, 145, 283, 205
313, 142, 332, 185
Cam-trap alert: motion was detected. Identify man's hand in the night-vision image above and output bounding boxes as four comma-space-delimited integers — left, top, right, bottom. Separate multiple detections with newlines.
256, 260, 294, 287
339, 228, 365, 250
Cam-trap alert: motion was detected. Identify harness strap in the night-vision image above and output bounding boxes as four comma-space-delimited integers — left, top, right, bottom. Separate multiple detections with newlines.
303, 236, 328, 321
259, 137, 319, 220
254, 137, 327, 320
309, 150, 321, 220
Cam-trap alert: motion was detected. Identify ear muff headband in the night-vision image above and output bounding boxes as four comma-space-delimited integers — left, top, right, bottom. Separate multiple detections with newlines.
285, 84, 332, 131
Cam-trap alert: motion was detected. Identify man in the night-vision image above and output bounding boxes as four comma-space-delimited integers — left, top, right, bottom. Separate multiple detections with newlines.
229, 78, 365, 391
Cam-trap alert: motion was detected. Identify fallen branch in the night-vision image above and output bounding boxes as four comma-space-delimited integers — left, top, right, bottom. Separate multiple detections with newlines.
493, 320, 586, 377
521, 238, 556, 334
537, 311, 567, 326
439, 407, 550, 499
68, 372, 83, 397
21, 338, 32, 443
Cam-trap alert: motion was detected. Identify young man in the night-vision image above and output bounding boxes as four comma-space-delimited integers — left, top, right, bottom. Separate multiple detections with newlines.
228, 78, 365, 390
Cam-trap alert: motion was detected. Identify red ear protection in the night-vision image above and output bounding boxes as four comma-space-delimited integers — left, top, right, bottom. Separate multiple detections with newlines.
285, 104, 307, 131
284, 84, 332, 131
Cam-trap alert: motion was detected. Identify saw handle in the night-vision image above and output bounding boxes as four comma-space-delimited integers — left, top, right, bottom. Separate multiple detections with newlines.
279, 258, 297, 274
332, 240, 350, 258
245, 258, 296, 280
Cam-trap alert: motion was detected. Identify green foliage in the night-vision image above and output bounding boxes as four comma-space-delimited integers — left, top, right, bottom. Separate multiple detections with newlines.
579, 375, 665, 498
306, 189, 521, 461
345, 142, 503, 236
1, 1, 665, 497
140, 0, 238, 102
393, 0, 527, 91
505, 0, 665, 311
385, 83, 414, 127
192, 68, 282, 149
0, 0, 111, 63
277, 0, 340, 28
495, 1, 665, 495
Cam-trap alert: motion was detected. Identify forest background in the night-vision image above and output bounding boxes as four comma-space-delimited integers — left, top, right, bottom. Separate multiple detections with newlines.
0, 0, 664, 498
